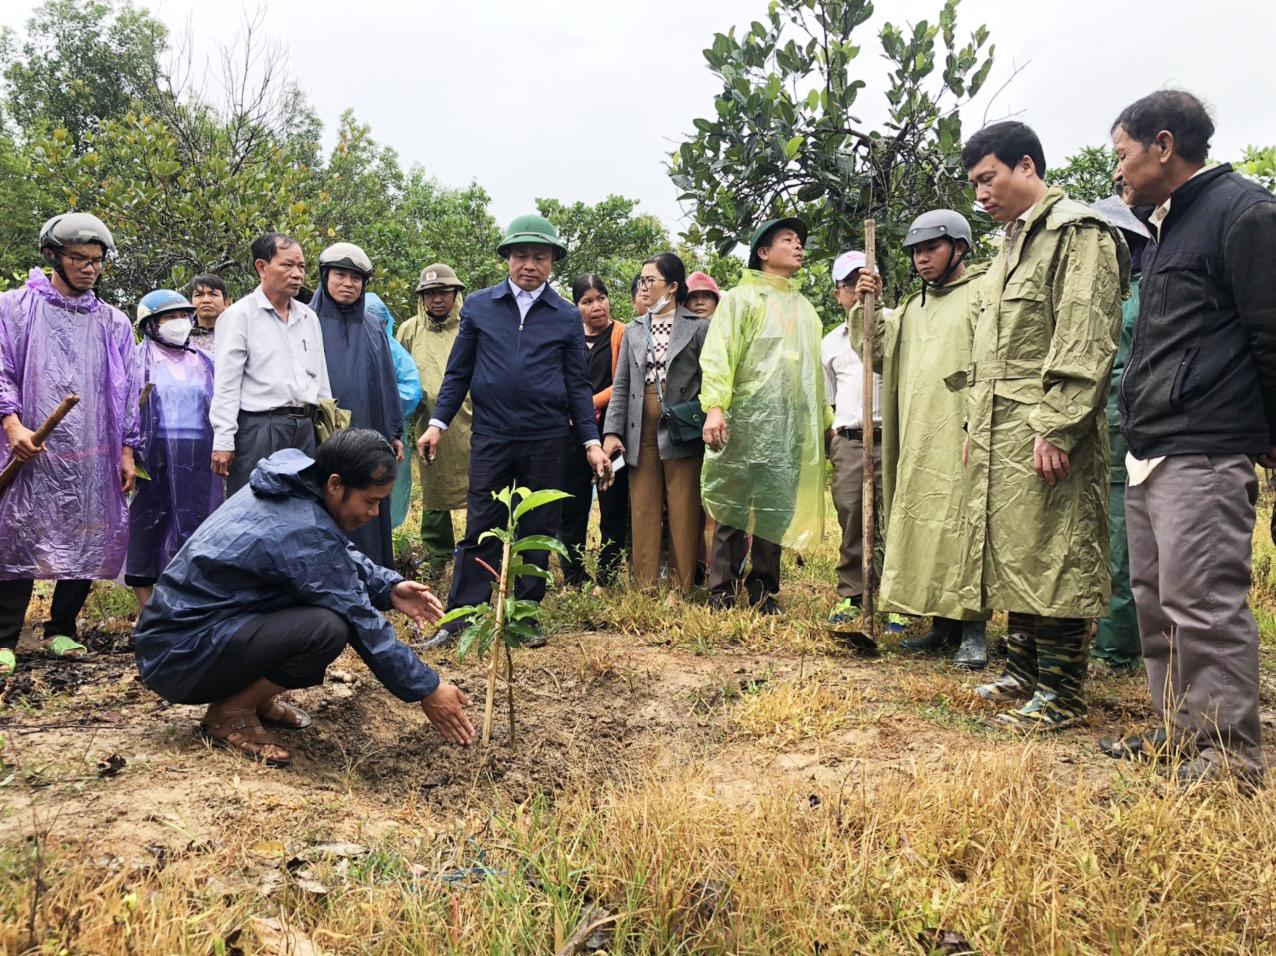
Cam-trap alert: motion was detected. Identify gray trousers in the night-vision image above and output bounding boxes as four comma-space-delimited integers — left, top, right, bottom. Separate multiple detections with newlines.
1126, 454, 1263, 777
829, 432, 882, 599
228, 410, 317, 496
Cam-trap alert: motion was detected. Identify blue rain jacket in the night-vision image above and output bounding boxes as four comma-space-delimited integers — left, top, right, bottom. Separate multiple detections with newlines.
366, 292, 423, 419
133, 449, 440, 704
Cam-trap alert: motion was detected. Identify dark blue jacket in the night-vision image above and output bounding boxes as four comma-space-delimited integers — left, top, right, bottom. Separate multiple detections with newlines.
133, 450, 440, 704
431, 279, 599, 443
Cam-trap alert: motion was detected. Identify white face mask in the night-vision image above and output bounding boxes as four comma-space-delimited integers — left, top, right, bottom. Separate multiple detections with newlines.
647, 293, 672, 315
157, 317, 193, 346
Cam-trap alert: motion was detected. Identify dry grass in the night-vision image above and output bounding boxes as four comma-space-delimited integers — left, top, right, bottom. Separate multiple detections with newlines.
2, 492, 1275, 953
2, 753, 1275, 954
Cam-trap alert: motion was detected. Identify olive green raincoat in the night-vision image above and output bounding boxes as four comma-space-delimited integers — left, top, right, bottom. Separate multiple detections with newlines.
850, 263, 989, 619
946, 187, 1128, 618
396, 295, 471, 512
699, 269, 831, 550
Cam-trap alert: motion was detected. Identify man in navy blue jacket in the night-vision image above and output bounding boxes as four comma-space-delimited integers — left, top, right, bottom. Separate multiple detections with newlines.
419, 215, 611, 646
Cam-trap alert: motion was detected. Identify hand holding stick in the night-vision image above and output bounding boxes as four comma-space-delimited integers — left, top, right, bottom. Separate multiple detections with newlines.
0, 395, 80, 495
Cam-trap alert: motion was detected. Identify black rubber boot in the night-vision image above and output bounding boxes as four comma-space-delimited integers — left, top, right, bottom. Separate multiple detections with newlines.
900, 617, 960, 653
952, 620, 988, 670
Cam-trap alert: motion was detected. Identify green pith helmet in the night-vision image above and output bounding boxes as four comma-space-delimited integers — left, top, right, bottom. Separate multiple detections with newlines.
747, 216, 808, 269
497, 214, 568, 261
416, 263, 465, 293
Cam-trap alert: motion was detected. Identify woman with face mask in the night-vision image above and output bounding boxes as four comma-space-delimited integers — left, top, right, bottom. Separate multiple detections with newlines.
125, 289, 224, 609
602, 253, 710, 596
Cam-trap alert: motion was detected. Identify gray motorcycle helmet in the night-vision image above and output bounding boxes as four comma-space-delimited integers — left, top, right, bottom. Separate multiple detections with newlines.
903, 209, 973, 249
39, 212, 115, 253
318, 241, 374, 278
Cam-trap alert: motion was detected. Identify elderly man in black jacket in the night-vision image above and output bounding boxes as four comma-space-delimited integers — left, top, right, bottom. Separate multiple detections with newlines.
1108, 89, 1276, 786
418, 215, 611, 648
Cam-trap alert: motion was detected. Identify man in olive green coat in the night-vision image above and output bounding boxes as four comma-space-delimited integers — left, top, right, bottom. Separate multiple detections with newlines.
953, 122, 1127, 730
851, 210, 990, 669
397, 264, 470, 575
1088, 196, 1149, 672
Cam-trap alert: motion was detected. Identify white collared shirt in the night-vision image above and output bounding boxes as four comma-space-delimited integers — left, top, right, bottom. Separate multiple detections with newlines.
209, 285, 332, 451
821, 323, 883, 430
510, 279, 545, 323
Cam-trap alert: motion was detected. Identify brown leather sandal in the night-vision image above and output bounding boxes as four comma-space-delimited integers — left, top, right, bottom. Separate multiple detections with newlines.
258, 697, 312, 730
200, 715, 291, 767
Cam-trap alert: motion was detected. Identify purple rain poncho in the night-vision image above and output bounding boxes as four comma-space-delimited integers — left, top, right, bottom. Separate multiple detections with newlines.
125, 337, 225, 581
0, 269, 140, 579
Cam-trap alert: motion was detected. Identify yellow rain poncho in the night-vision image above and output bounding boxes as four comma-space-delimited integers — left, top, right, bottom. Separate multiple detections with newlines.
946, 187, 1128, 618
699, 269, 831, 549
395, 295, 471, 512
851, 263, 988, 619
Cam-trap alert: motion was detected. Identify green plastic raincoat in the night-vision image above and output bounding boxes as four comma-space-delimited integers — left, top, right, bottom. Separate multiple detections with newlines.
946, 187, 1128, 618
396, 295, 471, 512
850, 263, 988, 619
699, 269, 830, 549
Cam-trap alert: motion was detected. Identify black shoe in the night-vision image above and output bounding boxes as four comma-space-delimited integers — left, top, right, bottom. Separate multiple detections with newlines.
706, 592, 735, 612
952, 621, 988, 669
900, 618, 960, 654
1099, 727, 1187, 764
523, 623, 548, 649
754, 595, 781, 616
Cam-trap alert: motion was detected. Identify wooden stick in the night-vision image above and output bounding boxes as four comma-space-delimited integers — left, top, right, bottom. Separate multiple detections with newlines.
482, 532, 513, 748
0, 395, 80, 495
860, 221, 878, 646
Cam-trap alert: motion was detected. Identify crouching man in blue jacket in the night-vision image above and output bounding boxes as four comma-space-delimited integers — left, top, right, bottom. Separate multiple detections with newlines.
134, 429, 475, 767
419, 215, 612, 648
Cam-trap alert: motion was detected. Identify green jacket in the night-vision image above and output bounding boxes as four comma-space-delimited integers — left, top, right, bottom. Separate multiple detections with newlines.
946, 187, 1129, 618
850, 262, 988, 619
396, 297, 471, 512
699, 269, 831, 549
1108, 275, 1140, 482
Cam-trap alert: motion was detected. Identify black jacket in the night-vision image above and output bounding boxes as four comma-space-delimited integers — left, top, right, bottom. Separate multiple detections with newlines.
431, 279, 599, 444
1119, 164, 1276, 458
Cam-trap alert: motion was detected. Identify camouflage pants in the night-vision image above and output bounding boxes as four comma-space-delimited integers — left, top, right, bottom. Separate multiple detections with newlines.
1005, 612, 1090, 717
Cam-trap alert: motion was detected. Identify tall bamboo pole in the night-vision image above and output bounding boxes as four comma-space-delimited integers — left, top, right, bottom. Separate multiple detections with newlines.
860, 221, 878, 646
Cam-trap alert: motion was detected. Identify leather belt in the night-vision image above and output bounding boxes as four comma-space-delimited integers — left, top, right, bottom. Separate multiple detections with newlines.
245, 404, 316, 418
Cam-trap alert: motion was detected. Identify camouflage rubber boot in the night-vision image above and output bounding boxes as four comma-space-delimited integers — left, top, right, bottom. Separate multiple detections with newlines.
975, 612, 1037, 700
952, 620, 988, 670
995, 616, 1089, 731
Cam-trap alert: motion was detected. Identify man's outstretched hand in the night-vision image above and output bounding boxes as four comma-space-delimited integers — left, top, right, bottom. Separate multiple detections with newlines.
420, 683, 476, 745
391, 580, 445, 626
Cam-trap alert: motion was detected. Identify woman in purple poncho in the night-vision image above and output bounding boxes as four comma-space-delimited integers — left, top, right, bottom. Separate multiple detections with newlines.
125, 290, 224, 609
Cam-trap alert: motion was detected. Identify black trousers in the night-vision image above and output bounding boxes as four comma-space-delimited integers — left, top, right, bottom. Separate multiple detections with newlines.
180, 606, 349, 705
447, 434, 568, 614
228, 409, 316, 497
707, 524, 783, 599
559, 442, 629, 586
0, 579, 93, 650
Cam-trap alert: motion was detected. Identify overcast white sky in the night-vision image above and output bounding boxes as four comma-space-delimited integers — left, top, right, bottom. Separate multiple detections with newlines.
1, 0, 1268, 235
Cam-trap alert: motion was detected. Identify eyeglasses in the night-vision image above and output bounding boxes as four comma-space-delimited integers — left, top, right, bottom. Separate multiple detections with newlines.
636, 275, 665, 289
62, 252, 107, 270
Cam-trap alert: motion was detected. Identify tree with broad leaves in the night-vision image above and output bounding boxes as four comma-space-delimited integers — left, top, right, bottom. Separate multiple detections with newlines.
671, 0, 998, 315
1046, 146, 1119, 206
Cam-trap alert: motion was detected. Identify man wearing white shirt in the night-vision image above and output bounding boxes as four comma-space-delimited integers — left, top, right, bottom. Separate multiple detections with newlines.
211, 233, 332, 495
822, 251, 884, 625
418, 215, 611, 648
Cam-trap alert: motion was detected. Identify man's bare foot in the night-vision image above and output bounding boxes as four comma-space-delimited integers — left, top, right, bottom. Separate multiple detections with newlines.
257, 696, 312, 729
200, 707, 290, 766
